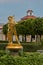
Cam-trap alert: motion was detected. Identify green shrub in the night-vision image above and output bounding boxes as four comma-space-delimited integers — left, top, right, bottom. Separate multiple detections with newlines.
0, 40, 8, 43
0, 43, 7, 50
23, 44, 41, 52
0, 51, 43, 65
0, 42, 42, 52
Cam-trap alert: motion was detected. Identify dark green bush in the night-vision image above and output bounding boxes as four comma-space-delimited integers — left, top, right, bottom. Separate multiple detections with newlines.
0, 43, 7, 50
23, 44, 41, 52
0, 40, 8, 43
21, 42, 41, 52
0, 42, 42, 51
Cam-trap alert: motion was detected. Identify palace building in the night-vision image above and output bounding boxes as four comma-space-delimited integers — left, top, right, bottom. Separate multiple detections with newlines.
21, 10, 36, 20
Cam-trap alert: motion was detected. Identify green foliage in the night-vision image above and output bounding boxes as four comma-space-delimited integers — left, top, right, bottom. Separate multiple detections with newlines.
16, 19, 34, 35
0, 50, 6, 57
16, 24, 25, 35
0, 51, 43, 65
0, 43, 7, 50
23, 43, 41, 52
0, 42, 42, 51
33, 18, 43, 35
0, 40, 8, 43
2, 24, 8, 35
3, 18, 43, 35
16, 18, 43, 35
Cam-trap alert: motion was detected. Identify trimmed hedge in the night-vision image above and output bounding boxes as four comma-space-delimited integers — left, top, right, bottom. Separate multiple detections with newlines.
0, 43, 7, 50
0, 42, 42, 51
23, 44, 41, 52
0, 40, 8, 43
0, 51, 43, 65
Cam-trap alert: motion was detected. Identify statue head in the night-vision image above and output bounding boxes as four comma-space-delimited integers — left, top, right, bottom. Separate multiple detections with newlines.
8, 16, 14, 21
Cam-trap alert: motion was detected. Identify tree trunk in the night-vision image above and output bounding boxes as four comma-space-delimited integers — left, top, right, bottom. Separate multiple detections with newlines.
17, 35, 19, 40
31, 35, 32, 42
5, 35, 7, 40
22, 35, 25, 42
36, 35, 40, 43
40, 35, 41, 42
25, 34, 26, 42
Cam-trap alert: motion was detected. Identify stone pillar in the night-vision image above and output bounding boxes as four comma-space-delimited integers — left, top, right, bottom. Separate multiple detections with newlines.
26, 35, 31, 42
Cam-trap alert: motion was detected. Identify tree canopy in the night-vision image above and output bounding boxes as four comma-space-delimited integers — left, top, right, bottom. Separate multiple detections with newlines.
3, 18, 43, 36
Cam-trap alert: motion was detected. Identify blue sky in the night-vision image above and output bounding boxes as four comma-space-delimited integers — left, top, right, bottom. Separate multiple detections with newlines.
0, 0, 43, 23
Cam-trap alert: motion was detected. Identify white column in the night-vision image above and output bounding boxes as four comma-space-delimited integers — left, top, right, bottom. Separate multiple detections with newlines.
26, 35, 31, 42
19, 35, 22, 42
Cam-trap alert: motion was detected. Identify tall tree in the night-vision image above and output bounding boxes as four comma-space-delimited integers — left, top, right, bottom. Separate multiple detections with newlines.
2, 24, 8, 40
33, 18, 43, 42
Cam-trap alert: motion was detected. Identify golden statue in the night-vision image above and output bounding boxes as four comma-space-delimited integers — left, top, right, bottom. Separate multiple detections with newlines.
6, 16, 23, 51
7, 16, 20, 44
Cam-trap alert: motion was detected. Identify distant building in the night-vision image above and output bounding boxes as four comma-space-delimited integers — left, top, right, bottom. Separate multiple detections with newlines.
21, 10, 36, 20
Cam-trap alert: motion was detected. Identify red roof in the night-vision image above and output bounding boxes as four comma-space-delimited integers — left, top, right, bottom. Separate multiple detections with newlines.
21, 15, 36, 20
21, 10, 36, 20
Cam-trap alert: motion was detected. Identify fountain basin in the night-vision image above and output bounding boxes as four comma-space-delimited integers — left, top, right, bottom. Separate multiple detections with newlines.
6, 43, 23, 49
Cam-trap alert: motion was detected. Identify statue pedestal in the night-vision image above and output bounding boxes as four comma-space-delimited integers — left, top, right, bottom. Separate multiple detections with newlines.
6, 43, 23, 55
